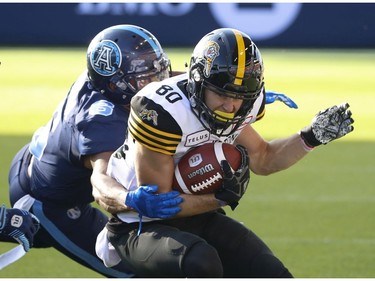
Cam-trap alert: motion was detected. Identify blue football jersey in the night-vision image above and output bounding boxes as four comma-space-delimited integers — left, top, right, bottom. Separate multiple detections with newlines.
28, 72, 129, 206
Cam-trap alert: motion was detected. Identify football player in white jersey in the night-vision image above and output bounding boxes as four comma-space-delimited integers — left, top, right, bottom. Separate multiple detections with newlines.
97, 28, 354, 277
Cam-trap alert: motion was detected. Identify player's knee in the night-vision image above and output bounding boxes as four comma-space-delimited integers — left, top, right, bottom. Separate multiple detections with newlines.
182, 241, 223, 277
250, 253, 293, 278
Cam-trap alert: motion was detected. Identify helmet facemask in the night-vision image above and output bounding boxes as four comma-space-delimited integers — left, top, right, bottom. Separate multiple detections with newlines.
108, 52, 171, 104
190, 77, 263, 137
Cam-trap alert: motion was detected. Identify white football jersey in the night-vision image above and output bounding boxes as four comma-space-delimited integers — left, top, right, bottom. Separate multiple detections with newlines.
107, 73, 265, 223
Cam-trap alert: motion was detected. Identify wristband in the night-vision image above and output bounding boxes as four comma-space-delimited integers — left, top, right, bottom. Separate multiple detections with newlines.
299, 133, 314, 152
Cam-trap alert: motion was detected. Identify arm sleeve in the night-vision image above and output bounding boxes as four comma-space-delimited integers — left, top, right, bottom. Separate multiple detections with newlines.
78, 120, 127, 156
77, 105, 129, 156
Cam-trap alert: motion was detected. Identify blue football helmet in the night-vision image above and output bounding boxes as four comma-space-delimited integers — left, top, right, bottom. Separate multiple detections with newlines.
87, 24, 171, 104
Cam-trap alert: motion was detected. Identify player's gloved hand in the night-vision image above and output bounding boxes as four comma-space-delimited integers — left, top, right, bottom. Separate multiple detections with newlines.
0, 205, 40, 252
215, 145, 250, 211
300, 102, 354, 147
265, 90, 298, 109
125, 185, 183, 219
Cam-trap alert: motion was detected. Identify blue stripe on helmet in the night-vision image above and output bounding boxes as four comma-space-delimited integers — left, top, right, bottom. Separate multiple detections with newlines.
116, 25, 161, 57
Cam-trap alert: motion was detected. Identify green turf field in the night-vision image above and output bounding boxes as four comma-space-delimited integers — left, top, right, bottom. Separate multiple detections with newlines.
0, 47, 374, 278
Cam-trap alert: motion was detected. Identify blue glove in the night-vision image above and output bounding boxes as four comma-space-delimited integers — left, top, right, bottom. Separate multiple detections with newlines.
0, 205, 40, 252
125, 185, 183, 219
265, 90, 298, 109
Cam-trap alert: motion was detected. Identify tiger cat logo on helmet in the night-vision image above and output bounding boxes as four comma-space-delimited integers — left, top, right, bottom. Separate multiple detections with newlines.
90, 40, 122, 77
202, 41, 220, 78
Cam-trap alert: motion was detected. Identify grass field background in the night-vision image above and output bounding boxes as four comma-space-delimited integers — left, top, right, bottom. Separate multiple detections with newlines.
0, 47, 374, 278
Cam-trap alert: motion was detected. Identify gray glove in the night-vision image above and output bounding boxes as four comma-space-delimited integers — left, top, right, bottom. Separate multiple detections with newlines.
300, 103, 354, 147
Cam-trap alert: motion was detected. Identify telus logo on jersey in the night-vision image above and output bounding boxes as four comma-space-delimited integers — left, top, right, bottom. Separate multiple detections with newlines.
185, 130, 210, 146
89, 40, 122, 76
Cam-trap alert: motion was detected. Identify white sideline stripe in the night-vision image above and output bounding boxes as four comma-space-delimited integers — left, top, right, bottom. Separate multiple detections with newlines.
0, 245, 26, 270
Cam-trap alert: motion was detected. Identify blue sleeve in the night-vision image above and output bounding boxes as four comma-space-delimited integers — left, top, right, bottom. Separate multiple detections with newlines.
78, 118, 128, 156
76, 100, 129, 156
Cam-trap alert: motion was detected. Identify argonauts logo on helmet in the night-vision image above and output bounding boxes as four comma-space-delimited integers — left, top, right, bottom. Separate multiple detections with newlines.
90, 40, 122, 77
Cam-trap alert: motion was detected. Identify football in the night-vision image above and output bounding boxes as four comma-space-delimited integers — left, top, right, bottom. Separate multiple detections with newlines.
172, 142, 242, 195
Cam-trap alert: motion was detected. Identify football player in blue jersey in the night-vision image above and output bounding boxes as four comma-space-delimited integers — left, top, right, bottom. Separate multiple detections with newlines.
96, 28, 354, 277
7, 24, 183, 277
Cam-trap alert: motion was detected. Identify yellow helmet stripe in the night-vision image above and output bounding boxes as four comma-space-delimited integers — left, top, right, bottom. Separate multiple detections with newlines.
233, 30, 245, 86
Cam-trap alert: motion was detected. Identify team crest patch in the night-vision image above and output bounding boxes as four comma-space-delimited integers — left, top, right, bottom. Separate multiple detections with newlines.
203, 41, 220, 78
139, 109, 158, 126
67, 207, 81, 220
89, 40, 122, 76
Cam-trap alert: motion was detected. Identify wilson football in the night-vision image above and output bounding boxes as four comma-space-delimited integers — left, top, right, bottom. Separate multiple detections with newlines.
172, 142, 242, 195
